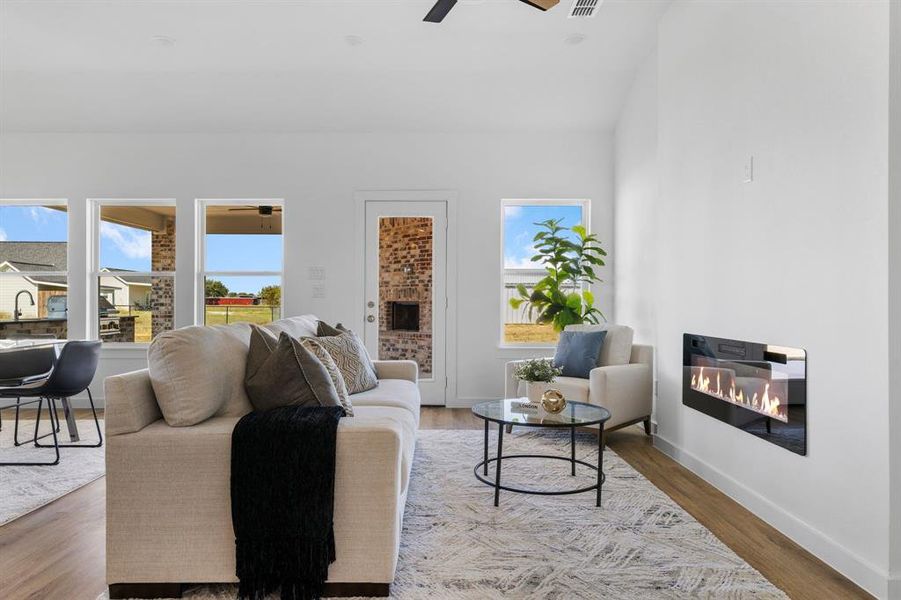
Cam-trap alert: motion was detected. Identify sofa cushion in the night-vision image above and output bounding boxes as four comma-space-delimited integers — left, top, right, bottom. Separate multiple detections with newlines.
244, 330, 342, 412
350, 379, 421, 426
148, 324, 254, 427
516, 376, 589, 403
351, 405, 416, 494
264, 314, 319, 339
564, 324, 634, 366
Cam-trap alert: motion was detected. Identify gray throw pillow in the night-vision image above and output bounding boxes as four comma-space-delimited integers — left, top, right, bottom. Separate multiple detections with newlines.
553, 330, 608, 379
304, 332, 378, 394
317, 320, 343, 337
244, 326, 342, 412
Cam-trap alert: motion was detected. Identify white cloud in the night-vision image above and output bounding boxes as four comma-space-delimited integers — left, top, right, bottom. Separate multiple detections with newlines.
504, 243, 542, 269
504, 205, 523, 219
0, 227, 7, 241
101, 222, 151, 259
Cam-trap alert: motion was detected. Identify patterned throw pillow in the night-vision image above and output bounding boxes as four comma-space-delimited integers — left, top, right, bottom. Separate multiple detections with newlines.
305, 332, 379, 394
301, 338, 354, 416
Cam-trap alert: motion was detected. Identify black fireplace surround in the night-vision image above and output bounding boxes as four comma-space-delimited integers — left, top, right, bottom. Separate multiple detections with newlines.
683, 333, 807, 455
389, 301, 420, 332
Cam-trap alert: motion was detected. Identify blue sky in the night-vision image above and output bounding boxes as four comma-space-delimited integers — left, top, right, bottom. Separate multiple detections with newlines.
0, 205, 68, 245
503, 204, 583, 269
206, 234, 282, 295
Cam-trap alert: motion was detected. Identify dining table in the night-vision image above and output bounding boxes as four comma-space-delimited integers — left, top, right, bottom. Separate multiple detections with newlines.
0, 338, 83, 442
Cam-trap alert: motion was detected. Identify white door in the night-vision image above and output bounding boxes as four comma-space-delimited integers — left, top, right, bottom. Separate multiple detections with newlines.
364, 201, 447, 405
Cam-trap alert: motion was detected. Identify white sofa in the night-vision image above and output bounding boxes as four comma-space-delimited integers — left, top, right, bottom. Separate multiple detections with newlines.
104, 316, 419, 599
505, 323, 653, 437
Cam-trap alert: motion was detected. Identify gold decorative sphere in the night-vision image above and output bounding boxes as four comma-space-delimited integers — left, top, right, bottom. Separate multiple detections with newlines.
541, 389, 567, 413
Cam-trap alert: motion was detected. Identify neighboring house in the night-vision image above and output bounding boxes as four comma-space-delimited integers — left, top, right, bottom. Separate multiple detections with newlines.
0, 241, 151, 319
99, 268, 152, 311
0, 241, 67, 319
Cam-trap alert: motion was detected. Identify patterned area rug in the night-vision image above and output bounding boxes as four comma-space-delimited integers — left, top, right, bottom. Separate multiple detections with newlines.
101, 428, 787, 599
0, 418, 105, 526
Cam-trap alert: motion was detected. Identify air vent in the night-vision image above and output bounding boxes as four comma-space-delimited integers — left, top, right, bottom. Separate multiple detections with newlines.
568, 0, 600, 18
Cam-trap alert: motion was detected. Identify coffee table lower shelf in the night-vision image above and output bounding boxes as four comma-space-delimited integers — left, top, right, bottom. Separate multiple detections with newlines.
473, 454, 605, 497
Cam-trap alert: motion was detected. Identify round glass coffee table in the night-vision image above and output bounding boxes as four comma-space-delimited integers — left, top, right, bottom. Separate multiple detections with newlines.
471, 398, 611, 507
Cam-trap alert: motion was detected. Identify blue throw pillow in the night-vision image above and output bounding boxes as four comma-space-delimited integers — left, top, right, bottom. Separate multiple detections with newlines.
553, 330, 607, 379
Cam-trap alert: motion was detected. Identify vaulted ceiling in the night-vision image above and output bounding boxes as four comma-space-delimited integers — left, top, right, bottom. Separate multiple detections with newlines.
0, 0, 668, 133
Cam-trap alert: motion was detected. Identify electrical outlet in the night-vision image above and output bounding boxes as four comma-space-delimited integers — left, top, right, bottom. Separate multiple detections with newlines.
308, 266, 325, 280
312, 285, 326, 299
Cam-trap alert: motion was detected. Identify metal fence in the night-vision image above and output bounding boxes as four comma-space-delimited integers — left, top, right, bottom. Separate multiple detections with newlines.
503, 269, 577, 324
203, 304, 281, 325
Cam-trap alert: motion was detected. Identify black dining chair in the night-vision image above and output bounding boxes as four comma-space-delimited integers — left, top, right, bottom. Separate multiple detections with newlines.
0, 343, 58, 447
0, 341, 102, 467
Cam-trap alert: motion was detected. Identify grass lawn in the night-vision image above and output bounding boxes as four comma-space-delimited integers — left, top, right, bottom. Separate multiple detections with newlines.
503, 323, 559, 344
204, 306, 279, 327
126, 307, 278, 343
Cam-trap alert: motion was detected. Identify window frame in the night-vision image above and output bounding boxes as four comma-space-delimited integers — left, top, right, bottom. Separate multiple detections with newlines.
88, 198, 177, 346
0, 199, 69, 332
195, 198, 286, 327
499, 198, 591, 349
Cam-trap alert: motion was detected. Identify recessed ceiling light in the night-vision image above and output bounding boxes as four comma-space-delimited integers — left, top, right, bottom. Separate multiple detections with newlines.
564, 33, 586, 46
150, 35, 176, 48
345, 35, 364, 47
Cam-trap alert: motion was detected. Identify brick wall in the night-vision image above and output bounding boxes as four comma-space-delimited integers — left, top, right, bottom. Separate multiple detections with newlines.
151, 218, 175, 340
378, 217, 433, 377
0, 318, 68, 339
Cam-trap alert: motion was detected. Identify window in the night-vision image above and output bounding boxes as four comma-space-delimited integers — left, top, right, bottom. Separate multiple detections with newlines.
91, 200, 176, 343
0, 200, 69, 340
501, 199, 589, 346
198, 200, 283, 326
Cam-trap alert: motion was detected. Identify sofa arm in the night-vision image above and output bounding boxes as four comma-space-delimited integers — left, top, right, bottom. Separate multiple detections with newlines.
504, 358, 554, 398
588, 363, 652, 429
104, 369, 163, 436
372, 360, 418, 383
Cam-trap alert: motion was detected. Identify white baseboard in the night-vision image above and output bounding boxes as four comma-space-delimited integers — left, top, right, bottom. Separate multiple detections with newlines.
888, 575, 901, 600
653, 434, 890, 599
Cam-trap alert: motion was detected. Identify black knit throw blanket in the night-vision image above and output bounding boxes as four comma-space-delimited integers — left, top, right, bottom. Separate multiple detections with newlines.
231, 405, 346, 600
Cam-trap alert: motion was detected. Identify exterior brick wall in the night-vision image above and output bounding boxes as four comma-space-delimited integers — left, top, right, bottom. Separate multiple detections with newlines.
151, 218, 175, 340
0, 318, 68, 339
378, 217, 433, 377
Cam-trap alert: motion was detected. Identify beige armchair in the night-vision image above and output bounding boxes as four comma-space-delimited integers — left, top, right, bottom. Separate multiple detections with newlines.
505, 324, 654, 439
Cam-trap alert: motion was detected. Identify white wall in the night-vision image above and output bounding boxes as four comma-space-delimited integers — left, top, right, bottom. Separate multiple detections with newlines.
614, 0, 892, 596
888, 2, 901, 597
0, 132, 614, 405
614, 49, 658, 347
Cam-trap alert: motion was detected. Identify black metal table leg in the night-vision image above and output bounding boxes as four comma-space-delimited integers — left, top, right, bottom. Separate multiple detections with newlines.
570, 426, 576, 476
597, 424, 605, 507
483, 419, 489, 476
494, 422, 504, 507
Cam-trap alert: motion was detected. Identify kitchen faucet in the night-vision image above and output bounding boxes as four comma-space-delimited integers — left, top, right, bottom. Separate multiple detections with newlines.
14, 290, 35, 321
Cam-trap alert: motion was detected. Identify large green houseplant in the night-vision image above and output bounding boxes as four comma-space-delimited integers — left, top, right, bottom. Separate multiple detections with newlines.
509, 218, 607, 332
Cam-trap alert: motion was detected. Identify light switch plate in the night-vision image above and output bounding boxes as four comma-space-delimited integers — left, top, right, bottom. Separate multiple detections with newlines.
744, 155, 754, 183
312, 285, 326, 299
308, 267, 325, 280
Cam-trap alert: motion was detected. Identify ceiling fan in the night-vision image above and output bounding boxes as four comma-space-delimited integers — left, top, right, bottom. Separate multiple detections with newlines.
227, 205, 282, 217
424, 0, 559, 23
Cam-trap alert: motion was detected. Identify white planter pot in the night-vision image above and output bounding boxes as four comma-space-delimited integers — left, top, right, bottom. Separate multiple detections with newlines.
525, 381, 551, 404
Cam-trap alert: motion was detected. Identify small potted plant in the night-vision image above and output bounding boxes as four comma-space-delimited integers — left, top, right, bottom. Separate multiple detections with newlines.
513, 358, 562, 404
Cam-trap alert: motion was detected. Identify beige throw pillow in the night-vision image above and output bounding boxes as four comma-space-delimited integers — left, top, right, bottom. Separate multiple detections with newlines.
148, 324, 254, 427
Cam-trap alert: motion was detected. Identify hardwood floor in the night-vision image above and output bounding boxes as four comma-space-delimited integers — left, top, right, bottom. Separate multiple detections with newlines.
0, 408, 871, 600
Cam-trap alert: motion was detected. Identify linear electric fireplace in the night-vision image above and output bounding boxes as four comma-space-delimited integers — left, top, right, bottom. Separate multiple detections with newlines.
683, 334, 807, 455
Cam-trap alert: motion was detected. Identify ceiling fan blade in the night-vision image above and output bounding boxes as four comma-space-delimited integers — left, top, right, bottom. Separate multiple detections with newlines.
424, 0, 457, 23
518, 0, 560, 10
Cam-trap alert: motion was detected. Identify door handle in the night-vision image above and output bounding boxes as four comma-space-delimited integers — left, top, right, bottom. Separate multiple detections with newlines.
367, 315, 375, 323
